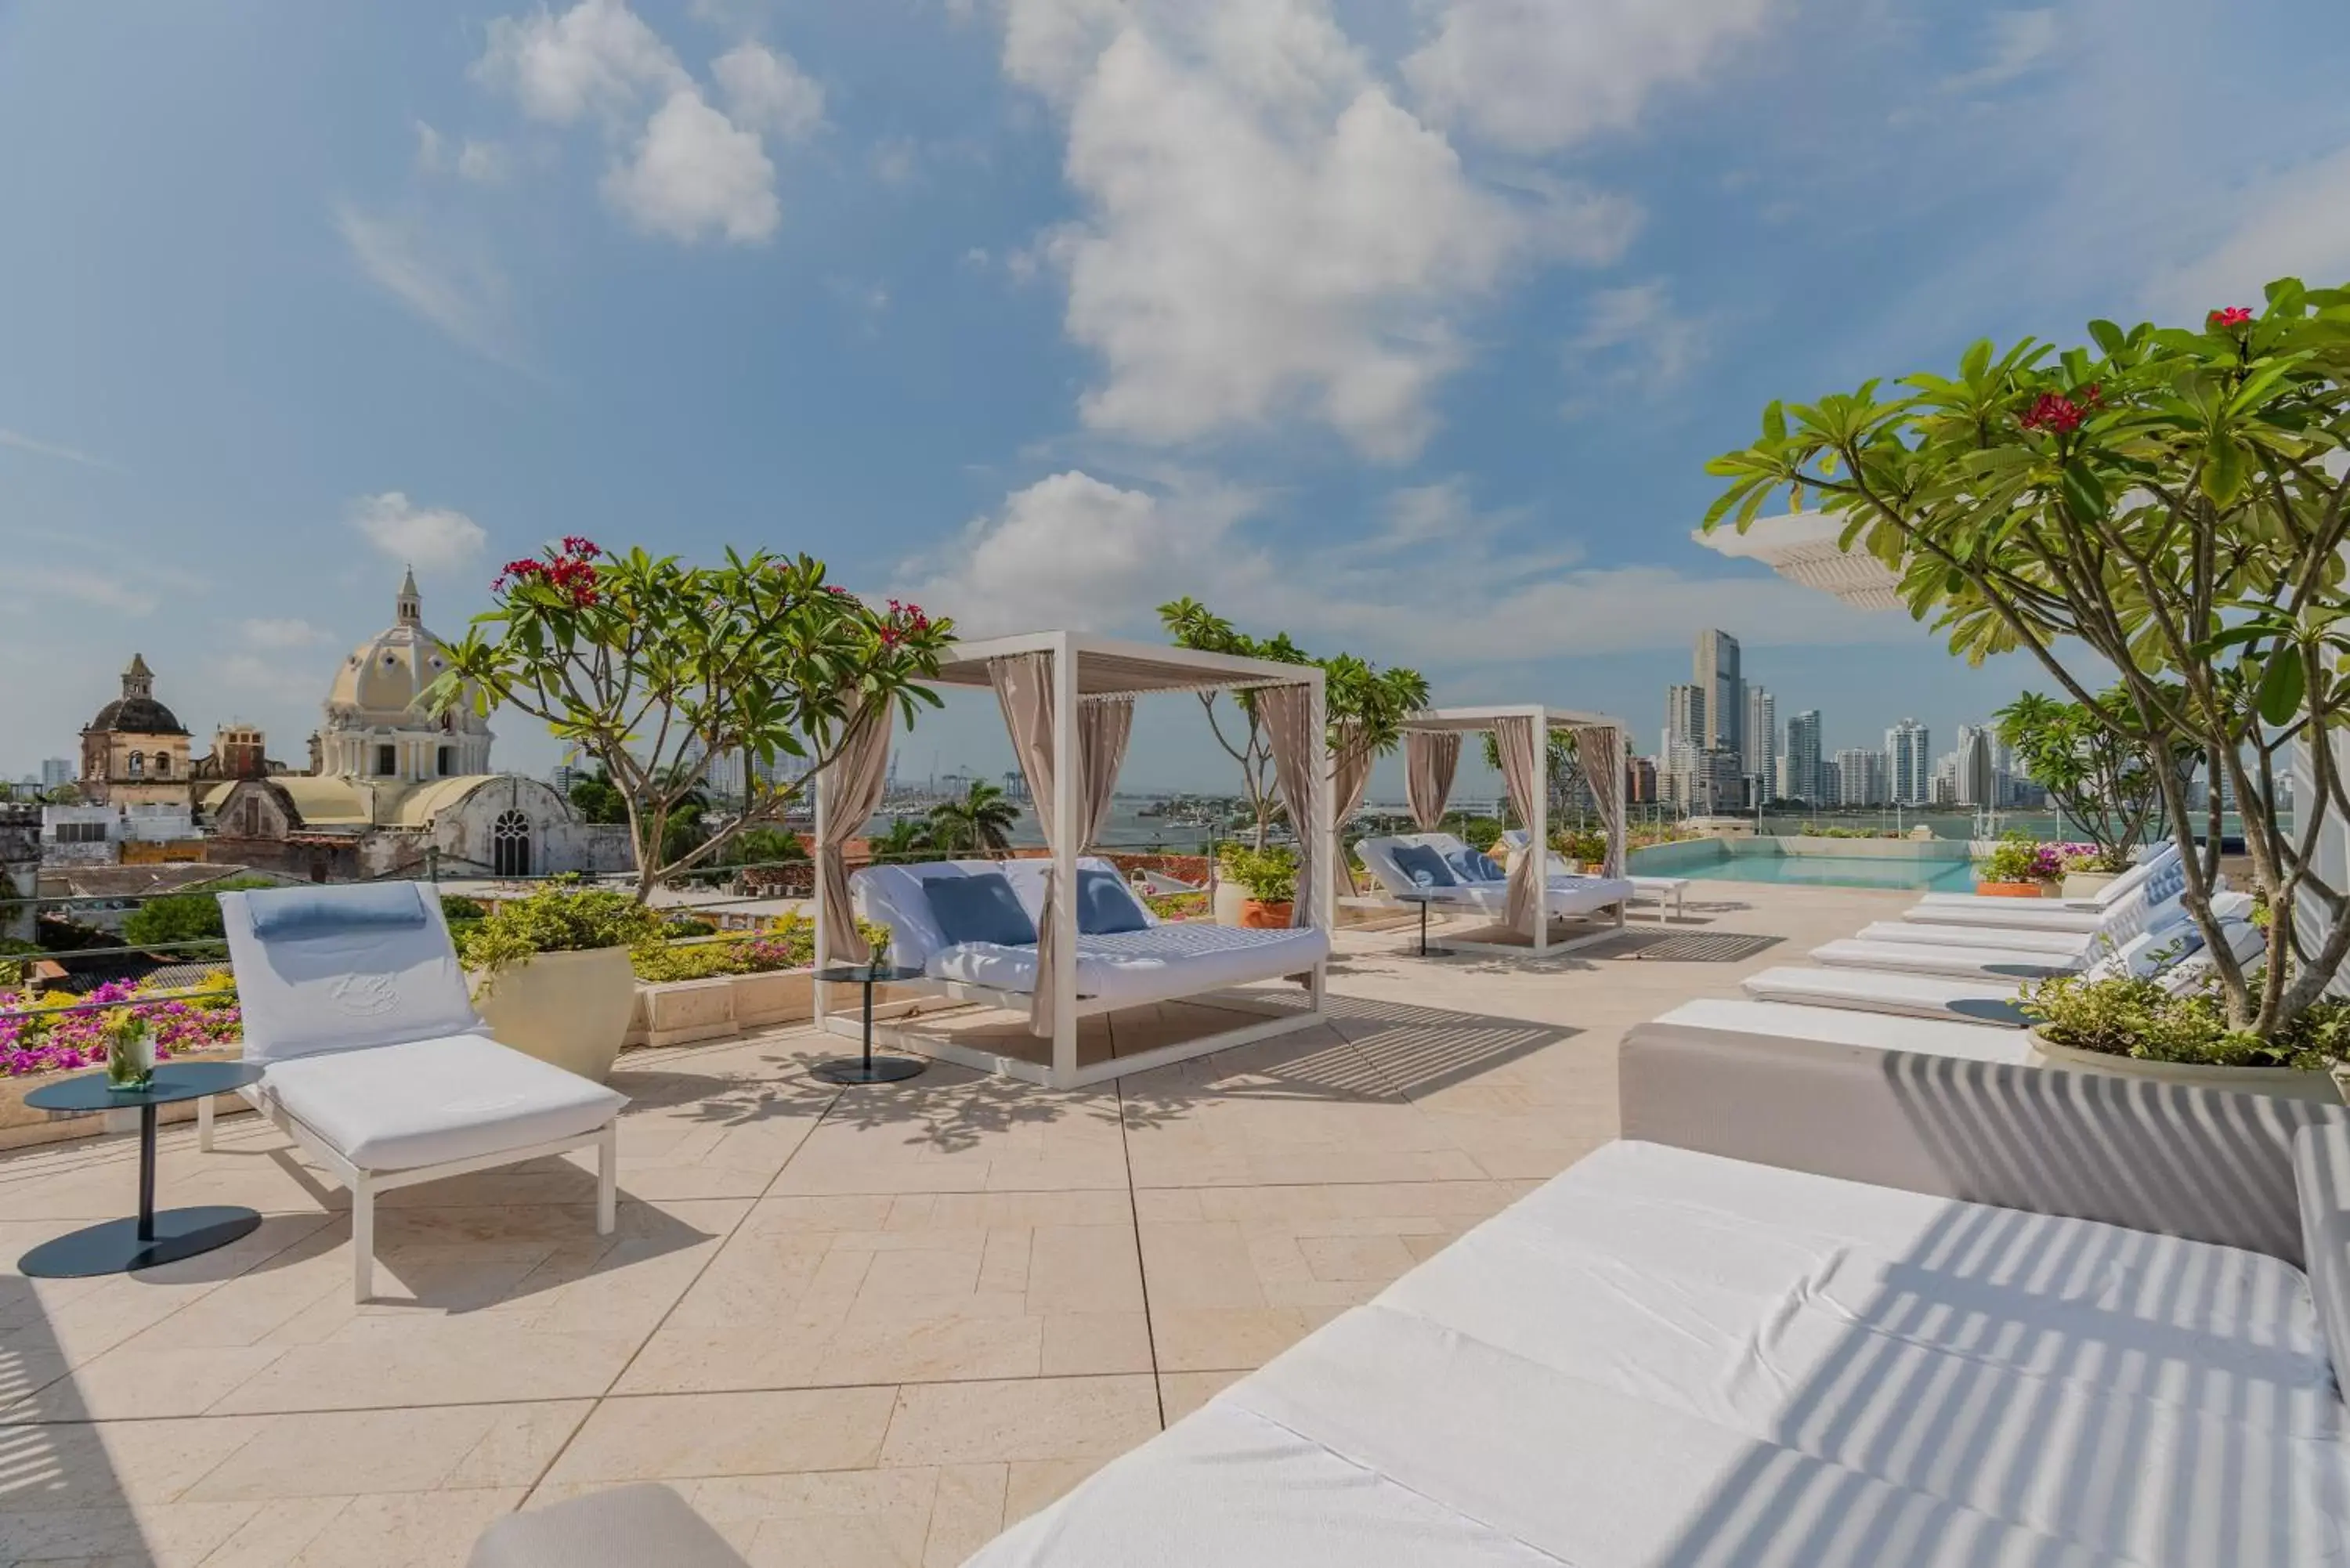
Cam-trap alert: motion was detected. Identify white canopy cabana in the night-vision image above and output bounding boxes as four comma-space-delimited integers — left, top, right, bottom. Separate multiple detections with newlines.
812, 630, 1336, 1089
1383, 705, 1632, 956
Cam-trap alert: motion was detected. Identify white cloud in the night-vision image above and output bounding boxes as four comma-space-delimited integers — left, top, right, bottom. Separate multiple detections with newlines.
334, 205, 523, 367
2145, 145, 2350, 318
415, 121, 446, 172
0, 428, 111, 469
475, 0, 687, 124
346, 492, 490, 573
603, 89, 779, 243
870, 137, 918, 185
456, 139, 510, 183
1940, 10, 2060, 94
1561, 280, 1707, 414
239, 618, 328, 649
1001, 0, 1632, 461
712, 41, 825, 139
1404, 0, 1773, 154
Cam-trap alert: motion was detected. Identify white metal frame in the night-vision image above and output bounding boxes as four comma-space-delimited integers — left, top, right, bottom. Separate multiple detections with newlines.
1390, 705, 1632, 958
813, 629, 1334, 1089
198, 1084, 617, 1302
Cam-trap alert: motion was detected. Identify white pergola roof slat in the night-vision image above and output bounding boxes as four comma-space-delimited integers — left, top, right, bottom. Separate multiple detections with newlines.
1693, 511, 1906, 613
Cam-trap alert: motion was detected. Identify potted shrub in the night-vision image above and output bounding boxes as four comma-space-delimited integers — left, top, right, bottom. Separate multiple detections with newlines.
1552, 827, 1608, 874
1219, 845, 1298, 928
2054, 844, 2127, 901
2020, 970, 2348, 1104
458, 879, 662, 1082
1972, 834, 2052, 897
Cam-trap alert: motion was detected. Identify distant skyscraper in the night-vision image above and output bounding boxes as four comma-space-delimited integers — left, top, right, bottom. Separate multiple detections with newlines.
1955, 727, 1995, 808
38, 758, 70, 789
1664, 683, 1705, 758
1784, 710, 1824, 803
1834, 747, 1888, 807
1885, 719, 1932, 804
1694, 630, 1743, 753
1744, 686, 1777, 797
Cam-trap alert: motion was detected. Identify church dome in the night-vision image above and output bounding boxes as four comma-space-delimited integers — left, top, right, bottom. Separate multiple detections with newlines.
85, 654, 187, 736
326, 569, 463, 717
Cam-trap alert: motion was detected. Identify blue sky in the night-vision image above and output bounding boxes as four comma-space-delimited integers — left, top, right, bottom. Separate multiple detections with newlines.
4, 0, 2348, 796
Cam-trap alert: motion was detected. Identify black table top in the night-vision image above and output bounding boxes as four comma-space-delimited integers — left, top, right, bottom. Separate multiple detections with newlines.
23, 1060, 266, 1114
1945, 996, 2034, 1027
814, 963, 929, 984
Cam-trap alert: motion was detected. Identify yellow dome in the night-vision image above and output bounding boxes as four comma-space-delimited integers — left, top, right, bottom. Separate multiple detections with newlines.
326, 569, 460, 718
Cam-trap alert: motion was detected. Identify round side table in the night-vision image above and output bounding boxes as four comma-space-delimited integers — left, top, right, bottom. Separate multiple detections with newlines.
18, 1060, 267, 1278
811, 964, 930, 1085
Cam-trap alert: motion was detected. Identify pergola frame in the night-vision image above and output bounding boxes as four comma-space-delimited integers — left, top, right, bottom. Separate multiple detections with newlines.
1396, 705, 1631, 957
813, 629, 1335, 1089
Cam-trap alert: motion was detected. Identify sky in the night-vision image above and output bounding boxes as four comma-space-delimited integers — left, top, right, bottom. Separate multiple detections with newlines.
4, 0, 2349, 800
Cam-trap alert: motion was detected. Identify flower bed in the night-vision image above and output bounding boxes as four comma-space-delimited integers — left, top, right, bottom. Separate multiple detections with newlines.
2, 974, 243, 1078
631, 917, 817, 984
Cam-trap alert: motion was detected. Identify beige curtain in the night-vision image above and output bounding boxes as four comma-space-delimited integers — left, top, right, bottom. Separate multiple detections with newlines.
1076, 697, 1134, 851
1571, 724, 1626, 878
989, 652, 1062, 1035
1405, 730, 1459, 831
1494, 716, 1542, 934
1256, 684, 1321, 928
1332, 735, 1376, 894
817, 706, 892, 966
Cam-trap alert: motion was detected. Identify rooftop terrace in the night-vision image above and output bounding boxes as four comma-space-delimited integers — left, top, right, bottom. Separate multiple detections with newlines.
0, 882, 1907, 1566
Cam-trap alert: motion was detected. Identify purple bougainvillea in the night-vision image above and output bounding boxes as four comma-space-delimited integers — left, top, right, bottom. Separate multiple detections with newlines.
1, 977, 242, 1078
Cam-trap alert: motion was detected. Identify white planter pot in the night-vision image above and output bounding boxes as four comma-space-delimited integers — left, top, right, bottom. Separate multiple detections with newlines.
472, 945, 638, 1082
2026, 1028, 2345, 1104
1212, 880, 1250, 928
2059, 870, 2120, 900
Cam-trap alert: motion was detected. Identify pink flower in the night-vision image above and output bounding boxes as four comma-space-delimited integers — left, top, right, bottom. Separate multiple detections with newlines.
2208, 306, 2254, 328
2019, 392, 2084, 434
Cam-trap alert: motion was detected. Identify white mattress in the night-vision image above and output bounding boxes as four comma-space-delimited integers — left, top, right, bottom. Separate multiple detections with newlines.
1810, 938, 2077, 981
1650, 998, 2034, 1064
969, 1140, 2348, 1566
259, 1033, 626, 1171
926, 922, 1330, 1010
1849, 919, 2102, 956
1899, 901, 2112, 934
1741, 964, 2034, 1025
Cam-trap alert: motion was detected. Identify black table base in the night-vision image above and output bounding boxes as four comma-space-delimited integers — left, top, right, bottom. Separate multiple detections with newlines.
1408, 898, 1452, 958
19, 1205, 262, 1278
812, 1056, 927, 1085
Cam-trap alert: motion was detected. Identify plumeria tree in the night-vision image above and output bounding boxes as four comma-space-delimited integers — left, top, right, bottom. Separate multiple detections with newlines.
1707, 280, 2350, 1039
1158, 599, 1428, 849
427, 539, 950, 901
1994, 688, 2187, 870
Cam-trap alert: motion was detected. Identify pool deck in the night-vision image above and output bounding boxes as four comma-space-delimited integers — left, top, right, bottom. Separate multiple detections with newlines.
0, 881, 1911, 1567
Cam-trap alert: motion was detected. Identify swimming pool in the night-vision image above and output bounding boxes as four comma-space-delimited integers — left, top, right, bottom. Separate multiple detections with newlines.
1644, 847, 1979, 893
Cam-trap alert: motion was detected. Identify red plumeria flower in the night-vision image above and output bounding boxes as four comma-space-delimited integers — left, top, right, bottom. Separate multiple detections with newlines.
2208, 306, 2254, 328
2019, 392, 2083, 434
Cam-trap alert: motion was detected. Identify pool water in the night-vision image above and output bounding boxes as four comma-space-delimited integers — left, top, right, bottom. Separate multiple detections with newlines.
1670, 854, 1979, 893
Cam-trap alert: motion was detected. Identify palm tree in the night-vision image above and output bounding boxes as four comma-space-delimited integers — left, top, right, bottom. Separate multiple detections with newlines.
926, 779, 1020, 854
866, 816, 933, 864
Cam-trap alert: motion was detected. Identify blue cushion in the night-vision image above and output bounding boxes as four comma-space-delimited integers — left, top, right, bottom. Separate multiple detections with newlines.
1390, 844, 1457, 888
243, 882, 429, 940
1448, 850, 1505, 883
2144, 858, 2186, 908
923, 873, 1039, 948
1075, 869, 1152, 934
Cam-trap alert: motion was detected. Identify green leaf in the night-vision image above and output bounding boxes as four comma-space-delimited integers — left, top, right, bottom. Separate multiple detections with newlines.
1761, 401, 1787, 443
2087, 319, 2126, 357
2258, 649, 2306, 726
2060, 461, 2106, 522
2203, 432, 2247, 506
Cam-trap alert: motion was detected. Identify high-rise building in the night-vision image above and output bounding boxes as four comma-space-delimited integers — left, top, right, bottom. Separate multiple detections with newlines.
1885, 718, 1932, 804
1783, 710, 1824, 803
1663, 683, 1705, 760
1694, 630, 1743, 753
1954, 724, 1997, 808
38, 758, 70, 789
1834, 747, 1888, 807
1744, 686, 1777, 797
1625, 755, 1658, 804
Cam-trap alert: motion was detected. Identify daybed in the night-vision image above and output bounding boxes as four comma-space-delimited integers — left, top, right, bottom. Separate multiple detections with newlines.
1357, 832, 1632, 952
848, 857, 1329, 1046
216, 883, 625, 1301
1499, 827, 1687, 920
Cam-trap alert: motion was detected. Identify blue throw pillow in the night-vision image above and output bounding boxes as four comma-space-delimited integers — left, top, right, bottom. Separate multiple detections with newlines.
1447, 850, 1505, 883
923, 873, 1039, 948
1074, 869, 1152, 934
245, 882, 428, 939
1390, 844, 1457, 888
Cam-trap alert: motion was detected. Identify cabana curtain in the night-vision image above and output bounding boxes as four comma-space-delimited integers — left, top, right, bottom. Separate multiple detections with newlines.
1256, 685, 1321, 928
990, 652, 1136, 1035
1493, 715, 1542, 934
1571, 724, 1625, 878
1405, 731, 1459, 831
817, 706, 892, 966
1331, 737, 1376, 894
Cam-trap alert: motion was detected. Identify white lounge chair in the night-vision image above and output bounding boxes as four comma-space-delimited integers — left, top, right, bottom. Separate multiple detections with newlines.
1130, 868, 1206, 897
216, 883, 627, 1302
851, 856, 1330, 1015
1818, 888, 2249, 982
1897, 842, 2186, 934
1807, 937, 2083, 982
1499, 828, 1687, 921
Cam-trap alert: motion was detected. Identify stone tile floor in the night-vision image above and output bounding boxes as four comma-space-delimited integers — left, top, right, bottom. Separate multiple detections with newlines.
0, 882, 1908, 1566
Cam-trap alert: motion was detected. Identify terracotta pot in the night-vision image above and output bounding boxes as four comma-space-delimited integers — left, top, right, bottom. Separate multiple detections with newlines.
1238, 899, 1294, 929
2027, 1028, 2346, 1104
470, 945, 638, 1082
1973, 880, 2043, 898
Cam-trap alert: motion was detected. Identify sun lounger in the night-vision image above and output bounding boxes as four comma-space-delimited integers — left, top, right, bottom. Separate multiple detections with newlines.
1898, 842, 2188, 935
217, 883, 627, 1302
1641, 997, 2034, 1061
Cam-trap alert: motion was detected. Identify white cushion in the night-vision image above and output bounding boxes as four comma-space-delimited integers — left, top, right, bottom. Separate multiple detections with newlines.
1809, 938, 2076, 981
260, 1034, 625, 1171
1741, 964, 2030, 1021
221, 892, 484, 1065
1849, 919, 2102, 956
